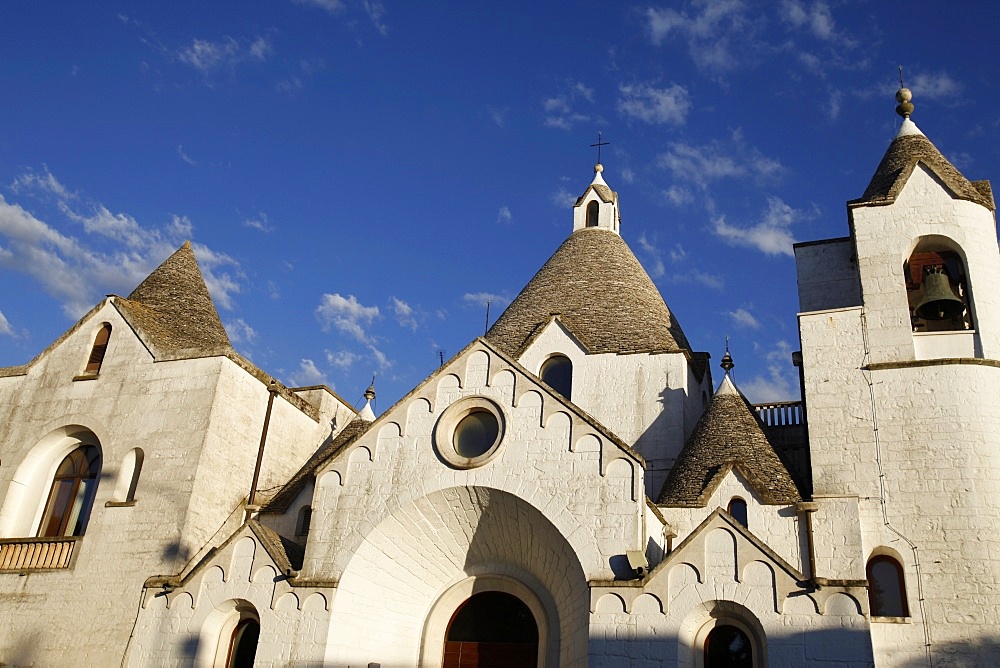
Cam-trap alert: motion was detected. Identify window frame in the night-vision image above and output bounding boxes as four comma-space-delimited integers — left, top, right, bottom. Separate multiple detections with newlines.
867, 554, 910, 619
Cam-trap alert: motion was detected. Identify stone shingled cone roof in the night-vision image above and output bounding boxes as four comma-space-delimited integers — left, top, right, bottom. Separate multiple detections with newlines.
115, 241, 232, 356
853, 124, 995, 211
657, 375, 801, 506
486, 228, 691, 357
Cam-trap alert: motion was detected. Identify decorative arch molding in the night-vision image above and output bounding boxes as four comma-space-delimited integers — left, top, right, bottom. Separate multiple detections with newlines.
0, 424, 103, 538
194, 598, 260, 668
420, 573, 557, 667
679, 600, 768, 668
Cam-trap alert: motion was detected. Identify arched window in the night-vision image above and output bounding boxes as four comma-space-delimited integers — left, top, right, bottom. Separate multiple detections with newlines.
905, 244, 972, 332
586, 200, 599, 227
540, 354, 572, 400
112, 448, 143, 504
296, 505, 312, 537
727, 497, 748, 529
867, 555, 909, 617
37, 445, 101, 537
444, 591, 538, 668
226, 618, 260, 668
704, 624, 753, 667
85, 324, 112, 374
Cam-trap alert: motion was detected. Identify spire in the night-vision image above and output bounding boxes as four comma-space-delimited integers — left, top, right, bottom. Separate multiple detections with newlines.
573, 161, 620, 234
115, 241, 232, 356
358, 375, 377, 421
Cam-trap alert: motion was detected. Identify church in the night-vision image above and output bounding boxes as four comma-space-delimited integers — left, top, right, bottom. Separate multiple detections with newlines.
1, 88, 998, 666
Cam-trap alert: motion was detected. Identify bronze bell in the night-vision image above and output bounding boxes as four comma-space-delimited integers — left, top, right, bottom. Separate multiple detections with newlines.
915, 271, 965, 320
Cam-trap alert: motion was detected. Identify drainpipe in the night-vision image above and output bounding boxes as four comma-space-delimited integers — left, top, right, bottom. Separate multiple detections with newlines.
246, 380, 280, 521
795, 501, 819, 581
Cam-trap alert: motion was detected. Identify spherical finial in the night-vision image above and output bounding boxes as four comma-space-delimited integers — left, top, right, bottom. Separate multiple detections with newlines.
895, 87, 914, 118
720, 350, 734, 373
364, 384, 375, 402
594, 163, 604, 174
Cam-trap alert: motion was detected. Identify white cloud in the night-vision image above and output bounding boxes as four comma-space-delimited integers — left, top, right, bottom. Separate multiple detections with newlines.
542, 82, 594, 130
288, 358, 328, 387
740, 340, 797, 402
668, 268, 725, 291
315, 293, 380, 342
779, 0, 836, 41
712, 196, 804, 256
326, 349, 359, 370
496, 206, 512, 225
620, 167, 635, 184
463, 292, 510, 308
390, 296, 417, 330
363, 0, 388, 35
487, 106, 509, 128
637, 232, 665, 278
658, 134, 784, 189
550, 187, 577, 208
10, 166, 75, 200
664, 185, 694, 206
293, 0, 345, 13
176, 35, 272, 74
0, 173, 244, 318
617, 83, 691, 125
727, 307, 761, 329
369, 344, 393, 371
177, 145, 196, 165
225, 318, 257, 344
645, 1, 753, 73
911, 71, 963, 101
242, 212, 274, 233
0, 310, 13, 337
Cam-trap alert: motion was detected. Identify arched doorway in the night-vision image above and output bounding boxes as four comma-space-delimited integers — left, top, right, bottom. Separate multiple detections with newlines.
226, 617, 260, 668
443, 591, 538, 667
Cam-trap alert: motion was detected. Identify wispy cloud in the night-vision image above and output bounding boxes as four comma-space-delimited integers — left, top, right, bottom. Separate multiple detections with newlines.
327, 349, 359, 370
177, 145, 196, 165
542, 82, 594, 130
242, 212, 274, 233
637, 235, 724, 290
293, 0, 345, 13
463, 292, 510, 308
645, 1, 757, 73
637, 232, 666, 278
911, 71, 963, 101
778, 0, 839, 41
176, 35, 272, 75
390, 296, 417, 330
657, 131, 784, 190
740, 340, 797, 402
288, 358, 329, 387
363, 0, 388, 35
315, 293, 380, 342
713, 196, 808, 256
550, 187, 577, 208
487, 106, 509, 128
0, 168, 243, 317
617, 82, 691, 125
497, 206, 512, 224
0, 310, 14, 337
225, 317, 257, 345
727, 307, 761, 329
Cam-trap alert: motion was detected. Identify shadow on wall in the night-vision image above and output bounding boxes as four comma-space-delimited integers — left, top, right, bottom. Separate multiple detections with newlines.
632, 385, 688, 496
1, 630, 41, 666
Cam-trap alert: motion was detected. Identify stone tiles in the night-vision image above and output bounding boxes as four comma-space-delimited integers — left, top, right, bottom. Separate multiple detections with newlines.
486, 228, 691, 357
854, 133, 995, 211
657, 376, 801, 506
116, 241, 232, 356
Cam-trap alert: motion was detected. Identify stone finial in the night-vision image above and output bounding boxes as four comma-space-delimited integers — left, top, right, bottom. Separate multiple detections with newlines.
895, 87, 914, 119
359, 375, 377, 421
720, 350, 734, 373
595, 163, 604, 174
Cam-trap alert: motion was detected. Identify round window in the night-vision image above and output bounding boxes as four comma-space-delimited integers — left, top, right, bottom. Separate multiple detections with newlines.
434, 397, 506, 469
454, 409, 500, 458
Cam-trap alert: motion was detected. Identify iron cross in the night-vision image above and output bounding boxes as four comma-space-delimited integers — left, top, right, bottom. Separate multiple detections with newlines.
590, 131, 610, 163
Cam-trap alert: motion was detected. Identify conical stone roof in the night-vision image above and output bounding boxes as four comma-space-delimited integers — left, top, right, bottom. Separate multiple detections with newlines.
115, 241, 232, 356
852, 119, 994, 210
657, 375, 801, 507
485, 228, 691, 357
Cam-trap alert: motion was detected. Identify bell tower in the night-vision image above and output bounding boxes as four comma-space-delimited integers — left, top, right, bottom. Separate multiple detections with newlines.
572, 164, 620, 234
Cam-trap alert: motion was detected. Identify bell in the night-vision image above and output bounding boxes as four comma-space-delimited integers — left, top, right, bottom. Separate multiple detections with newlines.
915, 271, 965, 320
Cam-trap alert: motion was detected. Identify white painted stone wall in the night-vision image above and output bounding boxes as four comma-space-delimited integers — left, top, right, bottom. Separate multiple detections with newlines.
0, 301, 337, 667
518, 321, 709, 498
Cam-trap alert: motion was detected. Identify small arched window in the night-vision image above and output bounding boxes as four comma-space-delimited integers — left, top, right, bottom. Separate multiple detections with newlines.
905, 245, 972, 332
112, 448, 144, 504
226, 618, 260, 668
37, 445, 101, 537
704, 624, 753, 667
296, 505, 312, 537
586, 200, 599, 227
727, 497, 748, 529
85, 324, 112, 374
539, 355, 572, 400
867, 555, 909, 617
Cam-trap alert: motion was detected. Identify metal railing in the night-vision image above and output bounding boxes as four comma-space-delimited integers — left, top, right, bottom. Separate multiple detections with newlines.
0, 536, 79, 571
754, 400, 804, 427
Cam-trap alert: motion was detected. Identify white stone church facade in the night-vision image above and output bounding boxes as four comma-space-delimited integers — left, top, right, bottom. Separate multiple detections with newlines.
1, 92, 997, 666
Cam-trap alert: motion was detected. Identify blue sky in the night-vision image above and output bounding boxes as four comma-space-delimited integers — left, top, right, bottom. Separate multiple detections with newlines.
1, 1, 998, 413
